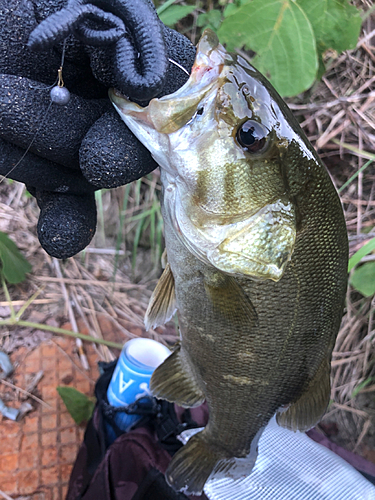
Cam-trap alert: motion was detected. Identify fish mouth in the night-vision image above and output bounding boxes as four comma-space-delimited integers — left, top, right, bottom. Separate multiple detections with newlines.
109, 88, 149, 122
109, 29, 229, 135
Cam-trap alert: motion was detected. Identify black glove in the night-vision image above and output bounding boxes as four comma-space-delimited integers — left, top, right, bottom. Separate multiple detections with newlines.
0, 0, 196, 258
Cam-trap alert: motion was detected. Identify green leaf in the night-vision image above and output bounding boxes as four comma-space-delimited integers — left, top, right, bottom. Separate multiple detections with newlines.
159, 5, 196, 27
297, 0, 362, 53
0, 232, 32, 284
223, 3, 239, 18
348, 237, 375, 272
350, 261, 375, 297
57, 386, 95, 425
223, 0, 251, 18
218, 0, 318, 97
197, 10, 223, 31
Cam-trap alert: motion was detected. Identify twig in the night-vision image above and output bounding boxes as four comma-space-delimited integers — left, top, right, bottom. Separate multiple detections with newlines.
331, 402, 369, 419
53, 259, 89, 371
0, 378, 51, 408
83, 248, 126, 255
0, 318, 123, 349
51, 340, 95, 385
353, 419, 372, 452
342, 198, 375, 206
353, 106, 375, 131
76, 288, 116, 363
33, 276, 145, 290
357, 132, 364, 236
288, 92, 375, 111
0, 299, 57, 307
0, 488, 14, 500
357, 28, 375, 45
25, 370, 44, 396
331, 354, 363, 367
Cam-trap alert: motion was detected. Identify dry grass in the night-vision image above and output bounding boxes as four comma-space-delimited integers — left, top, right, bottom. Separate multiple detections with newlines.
0, 2, 374, 460
0, 177, 176, 359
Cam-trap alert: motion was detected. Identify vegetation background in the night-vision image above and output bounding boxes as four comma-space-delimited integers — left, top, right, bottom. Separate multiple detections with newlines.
0, 0, 375, 482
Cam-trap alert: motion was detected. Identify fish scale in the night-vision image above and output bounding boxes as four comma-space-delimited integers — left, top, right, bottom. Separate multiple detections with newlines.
110, 28, 348, 496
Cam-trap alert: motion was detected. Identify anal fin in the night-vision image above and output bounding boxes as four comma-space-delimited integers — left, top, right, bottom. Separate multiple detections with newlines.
145, 263, 177, 330
166, 431, 222, 495
150, 344, 205, 408
277, 357, 331, 432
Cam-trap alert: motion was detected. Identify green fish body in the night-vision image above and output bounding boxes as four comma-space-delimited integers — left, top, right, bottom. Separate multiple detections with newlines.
110, 29, 348, 495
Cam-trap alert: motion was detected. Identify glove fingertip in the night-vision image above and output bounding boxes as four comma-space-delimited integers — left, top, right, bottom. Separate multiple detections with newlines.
36, 192, 97, 259
80, 110, 157, 189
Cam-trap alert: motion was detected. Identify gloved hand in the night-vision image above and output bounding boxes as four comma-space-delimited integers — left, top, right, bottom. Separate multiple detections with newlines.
0, 0, 196, 258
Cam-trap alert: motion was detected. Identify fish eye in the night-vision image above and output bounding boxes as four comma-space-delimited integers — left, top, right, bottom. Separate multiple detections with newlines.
236, 120, 268, 153
197, 107, 204, 116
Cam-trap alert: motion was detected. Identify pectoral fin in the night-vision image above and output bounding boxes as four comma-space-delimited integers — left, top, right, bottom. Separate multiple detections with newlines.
150, 344, 205, 408
276, 358, 331, 432
144, 263, 177, 330
204, 273, 258, 329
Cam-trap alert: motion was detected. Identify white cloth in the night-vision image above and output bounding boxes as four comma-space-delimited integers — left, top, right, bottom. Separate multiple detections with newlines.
179, 418, 375, 500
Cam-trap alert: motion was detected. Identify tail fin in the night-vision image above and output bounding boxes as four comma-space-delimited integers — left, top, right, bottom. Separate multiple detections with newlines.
165, 431, 222, 495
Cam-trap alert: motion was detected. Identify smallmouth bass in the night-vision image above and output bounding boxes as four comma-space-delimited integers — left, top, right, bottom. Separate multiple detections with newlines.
110, 29, 348, 495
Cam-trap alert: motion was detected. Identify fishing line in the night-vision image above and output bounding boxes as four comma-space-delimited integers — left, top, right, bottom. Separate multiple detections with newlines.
0, 40, 70, 185
1, 50, 190, 186
0, 99, 53, 185
168, 58, 190, 77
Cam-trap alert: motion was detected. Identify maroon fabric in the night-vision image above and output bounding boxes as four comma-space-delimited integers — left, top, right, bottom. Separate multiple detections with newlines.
77, 427, 176, 499
67, 404, 209, 500
307, 428, 375, 477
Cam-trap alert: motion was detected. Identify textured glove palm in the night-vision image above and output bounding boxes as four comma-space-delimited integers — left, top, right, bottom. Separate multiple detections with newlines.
0, 0, 195, 258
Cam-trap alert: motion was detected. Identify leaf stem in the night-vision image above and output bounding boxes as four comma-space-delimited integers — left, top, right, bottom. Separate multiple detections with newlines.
361, 3, 375, 21
16, 287, 45, 321
332, 140, 375, 161
338, 159, 373, 193
0, 318, 123, 349
1, 277, 15, 320
156, 0, 177, 16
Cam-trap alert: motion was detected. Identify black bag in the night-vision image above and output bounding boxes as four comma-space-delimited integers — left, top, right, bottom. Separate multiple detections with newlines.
66, 361, 209, 500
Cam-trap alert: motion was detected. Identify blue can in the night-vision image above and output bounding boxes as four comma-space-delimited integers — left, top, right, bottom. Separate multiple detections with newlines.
107, 338, 171, 435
